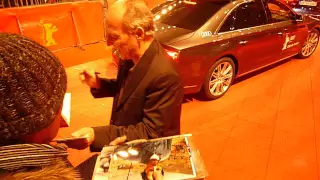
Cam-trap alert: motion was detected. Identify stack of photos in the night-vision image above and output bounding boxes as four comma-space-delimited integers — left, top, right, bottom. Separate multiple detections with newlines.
107, 134, 196, 180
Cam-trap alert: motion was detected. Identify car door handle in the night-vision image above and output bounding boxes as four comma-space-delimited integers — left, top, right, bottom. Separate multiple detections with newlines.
239, 40, 248, 45
278, 32, 283, 36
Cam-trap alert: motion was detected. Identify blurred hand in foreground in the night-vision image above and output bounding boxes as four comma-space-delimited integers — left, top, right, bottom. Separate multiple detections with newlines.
66, 127, 95, 150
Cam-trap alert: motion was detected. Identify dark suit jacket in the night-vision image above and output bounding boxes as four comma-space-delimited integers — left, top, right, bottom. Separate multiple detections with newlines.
90, 40, 184, 151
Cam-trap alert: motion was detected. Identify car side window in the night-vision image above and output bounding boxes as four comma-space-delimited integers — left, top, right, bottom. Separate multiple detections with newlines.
233, 2, 268, 29
267, 0, 295, 22
219, 11, 236, 33
219, 2, 267, 33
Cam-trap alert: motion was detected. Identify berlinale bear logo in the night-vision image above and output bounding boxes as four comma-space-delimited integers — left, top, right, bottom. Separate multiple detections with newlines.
40, 20, 58, 47
282, 34, 299, 51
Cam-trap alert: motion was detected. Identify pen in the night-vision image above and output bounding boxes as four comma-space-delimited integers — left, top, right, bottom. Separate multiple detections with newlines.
73, 68, 101, 75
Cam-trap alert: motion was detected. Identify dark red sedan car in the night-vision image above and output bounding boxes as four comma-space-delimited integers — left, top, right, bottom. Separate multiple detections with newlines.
152, 0, 320, 100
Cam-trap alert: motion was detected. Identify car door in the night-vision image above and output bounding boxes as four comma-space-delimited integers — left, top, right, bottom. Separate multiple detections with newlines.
266, 0, 309, 58
217, 0, 284, 74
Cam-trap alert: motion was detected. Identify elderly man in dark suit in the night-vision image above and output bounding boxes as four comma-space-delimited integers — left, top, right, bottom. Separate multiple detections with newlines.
70, 0, 184, 151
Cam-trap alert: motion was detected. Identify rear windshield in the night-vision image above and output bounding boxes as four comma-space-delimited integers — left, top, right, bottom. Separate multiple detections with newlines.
152, 0, 229, 31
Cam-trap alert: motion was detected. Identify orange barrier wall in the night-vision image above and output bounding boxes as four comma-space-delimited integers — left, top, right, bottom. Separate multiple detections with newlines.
0, 1, 109, 67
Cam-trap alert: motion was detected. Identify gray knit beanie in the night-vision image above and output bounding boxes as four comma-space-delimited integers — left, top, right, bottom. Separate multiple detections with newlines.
0, 33, 67, 145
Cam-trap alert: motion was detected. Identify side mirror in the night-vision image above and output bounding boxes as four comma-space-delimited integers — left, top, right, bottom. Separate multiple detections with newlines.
295, 14, 303, 22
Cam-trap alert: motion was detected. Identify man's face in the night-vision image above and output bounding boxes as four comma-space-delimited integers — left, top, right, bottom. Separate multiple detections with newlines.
105, 10, 140, 60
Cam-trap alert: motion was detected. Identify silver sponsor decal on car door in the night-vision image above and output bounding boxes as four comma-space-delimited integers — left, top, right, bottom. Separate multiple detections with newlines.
282, 34, 299, 50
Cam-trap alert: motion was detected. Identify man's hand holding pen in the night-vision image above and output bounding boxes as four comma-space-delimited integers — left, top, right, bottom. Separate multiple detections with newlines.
76, 68, 102, 89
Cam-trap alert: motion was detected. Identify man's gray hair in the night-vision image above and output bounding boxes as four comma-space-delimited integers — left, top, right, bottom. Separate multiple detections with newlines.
122, 0, 155, 37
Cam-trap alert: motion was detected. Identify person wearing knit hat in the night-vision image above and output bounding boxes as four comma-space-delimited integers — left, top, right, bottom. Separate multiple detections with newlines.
0, 33, 80, 179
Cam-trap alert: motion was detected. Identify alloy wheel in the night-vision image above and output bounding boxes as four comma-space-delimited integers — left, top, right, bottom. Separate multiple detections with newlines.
209, 62, 233, 96
301, 32, 319, 57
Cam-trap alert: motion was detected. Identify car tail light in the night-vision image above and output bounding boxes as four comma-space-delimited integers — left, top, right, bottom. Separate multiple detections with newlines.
165, 49, 179, 61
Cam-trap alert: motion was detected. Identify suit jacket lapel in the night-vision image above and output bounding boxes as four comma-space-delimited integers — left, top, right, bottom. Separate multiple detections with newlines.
116, 40, 159, 109
112, 59, 126, 111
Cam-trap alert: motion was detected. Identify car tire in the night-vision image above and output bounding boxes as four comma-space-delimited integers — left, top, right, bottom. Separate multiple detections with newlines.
200, 57, 236, 100
298, 29, 319, 59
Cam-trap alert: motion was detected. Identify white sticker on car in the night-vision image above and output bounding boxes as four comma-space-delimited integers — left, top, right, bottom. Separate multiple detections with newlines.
282, 34, 299, 50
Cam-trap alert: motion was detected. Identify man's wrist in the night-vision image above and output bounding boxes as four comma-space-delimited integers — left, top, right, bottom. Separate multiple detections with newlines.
92, 77, 101, 89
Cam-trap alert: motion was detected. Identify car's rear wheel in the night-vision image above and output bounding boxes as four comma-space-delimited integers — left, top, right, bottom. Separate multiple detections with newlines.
200, 57, 236, 100
298, 29, 319, 59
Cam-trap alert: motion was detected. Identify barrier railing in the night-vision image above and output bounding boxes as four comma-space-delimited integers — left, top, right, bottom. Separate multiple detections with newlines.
0, 0, 106, 8
1, 1, 106, 49
0, 1, 109, 67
